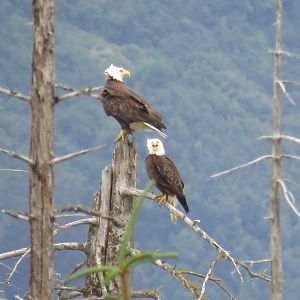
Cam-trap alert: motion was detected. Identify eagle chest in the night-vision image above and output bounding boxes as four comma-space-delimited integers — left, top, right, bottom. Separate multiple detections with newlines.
145, 154, 172, 195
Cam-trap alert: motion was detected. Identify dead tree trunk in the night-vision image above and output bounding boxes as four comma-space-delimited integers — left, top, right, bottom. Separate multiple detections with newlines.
271, 0, 283, 299
28, 0, 55, 299
85, 137, 137, 297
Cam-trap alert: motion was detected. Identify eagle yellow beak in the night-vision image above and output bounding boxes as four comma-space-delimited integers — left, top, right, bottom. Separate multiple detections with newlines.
121, 69, 131, 77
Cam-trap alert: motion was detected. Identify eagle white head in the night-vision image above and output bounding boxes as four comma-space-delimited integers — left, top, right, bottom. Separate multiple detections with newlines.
147, 138, 165, 156
104, 64, 131, 82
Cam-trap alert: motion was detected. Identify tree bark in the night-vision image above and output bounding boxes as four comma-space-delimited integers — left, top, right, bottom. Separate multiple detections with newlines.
271, 0, 283, 299
85, 138, 137, 297
27, 0, 55, 299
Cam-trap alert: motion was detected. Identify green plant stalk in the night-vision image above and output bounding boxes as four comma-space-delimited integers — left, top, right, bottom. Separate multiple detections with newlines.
120, 267, 131, 300
118, 180, 156, 262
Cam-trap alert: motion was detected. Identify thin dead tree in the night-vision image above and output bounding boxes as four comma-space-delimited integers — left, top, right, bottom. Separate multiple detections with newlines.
0, 1, 103, 299
28, 1, 56, 299
211, 1, 300, 300
270, 0, 283, 298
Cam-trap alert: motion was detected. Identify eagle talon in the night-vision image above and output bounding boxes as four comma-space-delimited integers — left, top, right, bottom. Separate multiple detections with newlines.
114, 129, 127, 143
154, 194, 167, 205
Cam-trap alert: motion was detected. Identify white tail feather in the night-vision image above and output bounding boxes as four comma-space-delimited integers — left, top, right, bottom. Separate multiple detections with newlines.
143, 122, 167, 138
129, 122, 167, 138
168, 195, 178, 224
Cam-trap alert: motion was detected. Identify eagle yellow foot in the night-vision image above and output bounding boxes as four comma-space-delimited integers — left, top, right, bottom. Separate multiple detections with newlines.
114, 129, 127, 143
154, 194, 167, 205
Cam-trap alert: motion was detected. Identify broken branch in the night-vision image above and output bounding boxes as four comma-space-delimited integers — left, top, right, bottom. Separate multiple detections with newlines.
211, 155, 272, 178
51, 145, 105, 165
54, 83, 102, 103
0, 168, 28, 173
278, 179, 300, 218
0, 147, 33, 165
0, 86, 30, 103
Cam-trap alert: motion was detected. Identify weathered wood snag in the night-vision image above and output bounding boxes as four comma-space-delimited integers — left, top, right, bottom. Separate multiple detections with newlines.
85, 137, 137, 297
271, 0, 283, 299
27, 0, 55, 299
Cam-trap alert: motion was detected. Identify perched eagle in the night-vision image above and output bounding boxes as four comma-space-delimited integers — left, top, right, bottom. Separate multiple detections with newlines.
101, 64, 167, 142
145, 138, 189, 223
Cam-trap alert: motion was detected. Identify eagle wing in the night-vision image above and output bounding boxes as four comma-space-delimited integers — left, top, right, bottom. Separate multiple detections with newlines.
155, 156, 185, 196
145, 154, 189, 213
102, 80, 166, 129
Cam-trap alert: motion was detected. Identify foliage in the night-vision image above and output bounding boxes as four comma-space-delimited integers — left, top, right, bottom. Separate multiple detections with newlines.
65, 181, 177, 299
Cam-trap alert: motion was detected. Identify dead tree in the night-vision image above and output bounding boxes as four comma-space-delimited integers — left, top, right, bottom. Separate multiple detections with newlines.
28, 1, 56, 299
270, 0, 283, 299
211, 1, 300, 300
85, 137, 137, 297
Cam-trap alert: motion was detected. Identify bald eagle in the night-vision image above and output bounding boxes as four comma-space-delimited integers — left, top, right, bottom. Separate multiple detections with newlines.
145, 138, 189, 223
100, 64, 167, 142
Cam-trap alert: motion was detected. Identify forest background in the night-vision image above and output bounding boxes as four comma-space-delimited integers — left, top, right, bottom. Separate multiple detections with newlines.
0, 1, 300, 299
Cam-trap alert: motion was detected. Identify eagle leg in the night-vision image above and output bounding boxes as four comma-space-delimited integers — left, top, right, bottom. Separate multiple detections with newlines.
154, 194, 168, 205
114, 129, 127, 143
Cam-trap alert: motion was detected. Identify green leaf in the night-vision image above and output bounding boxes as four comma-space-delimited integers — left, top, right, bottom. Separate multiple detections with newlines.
150, 251, 178, 260
125, 251, 178, 271
64, 265, 117, 283
117, 180, 156, 262
104, 268, 122, 284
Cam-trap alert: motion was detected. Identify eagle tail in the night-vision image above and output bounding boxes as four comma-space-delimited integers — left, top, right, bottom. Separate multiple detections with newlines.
178, 195, 190, 214
168, 195, 178, 224
143, 122, 167, 138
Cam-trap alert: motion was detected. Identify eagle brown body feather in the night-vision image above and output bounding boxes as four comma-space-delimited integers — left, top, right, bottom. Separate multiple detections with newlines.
101, 78, 166, 133
145, 154, 189, 213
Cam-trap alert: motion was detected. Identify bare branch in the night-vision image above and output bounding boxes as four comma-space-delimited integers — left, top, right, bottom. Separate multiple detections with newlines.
259, 134, 300, 146
176, 269, 218, 281
55, 286, 84, 300
267, 49, 300, 60
277, 80, 295, 105
280, 135, 300, 145
233, 259, 271, 282
125, 187, 272, 284
55, 242, 87, 252
210, 155, 272, 178
55, 213, 90, 218
131, 248, 236, 299
210, 279, 236, 300
0, 147, 33, 165
0, 243, 87, 261
54, 205, 94, 215
1, 209, 29, 221
0, 169, 28, 173
282, 154, 300, 161
68, 260, 86, 276
240, 258, 271, 266
130, 248, 198, 296
54, 218, 98, 236
0, 86, 30, 103
281, 50, 300, 60
0, 247, 29, 260
278, 179, 300, 218
55, 83, 76, 92
55, 85, 103, 103
122, 187, 243, 282
6, 249, 30, 285
198, 255, 222, 300
54, 205, 125, 228
132, 289, 162, 300
51, 145, 105, 165
281, 80, 300, 86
